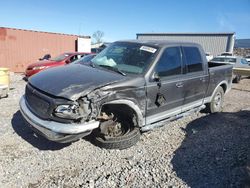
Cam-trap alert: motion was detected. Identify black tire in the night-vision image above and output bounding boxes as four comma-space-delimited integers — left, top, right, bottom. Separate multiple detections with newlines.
93, 125, 140, 150
233, 75, 241, 83
206, 86, 224, 113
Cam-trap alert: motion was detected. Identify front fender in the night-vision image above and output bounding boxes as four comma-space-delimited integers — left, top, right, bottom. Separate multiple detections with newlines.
102, 99, 145, 127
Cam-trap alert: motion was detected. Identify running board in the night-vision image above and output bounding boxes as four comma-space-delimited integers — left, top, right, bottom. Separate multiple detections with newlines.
141, 105, 206, 132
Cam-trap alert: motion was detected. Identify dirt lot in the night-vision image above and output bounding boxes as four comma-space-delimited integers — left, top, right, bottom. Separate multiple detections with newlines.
0, 74, 250, 188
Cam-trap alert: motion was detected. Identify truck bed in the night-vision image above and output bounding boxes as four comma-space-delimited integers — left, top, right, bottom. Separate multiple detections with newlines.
205, 62, 233, 98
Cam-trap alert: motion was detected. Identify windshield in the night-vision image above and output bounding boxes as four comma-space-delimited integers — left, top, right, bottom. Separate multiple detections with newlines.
91, 42, 158, 74
73, 54, 96, 65
211, 57, 236, 63
50, 53, 69, 62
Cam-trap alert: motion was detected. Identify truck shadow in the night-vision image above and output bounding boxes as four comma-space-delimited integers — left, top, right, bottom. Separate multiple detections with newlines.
11, 111, 70, 151
171, 111, 250, 188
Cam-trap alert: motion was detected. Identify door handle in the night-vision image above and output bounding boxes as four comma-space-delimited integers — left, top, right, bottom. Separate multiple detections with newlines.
176, 82, 184, 88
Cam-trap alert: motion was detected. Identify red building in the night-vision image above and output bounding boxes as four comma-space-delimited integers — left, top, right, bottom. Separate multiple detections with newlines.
0, 27, 90, 72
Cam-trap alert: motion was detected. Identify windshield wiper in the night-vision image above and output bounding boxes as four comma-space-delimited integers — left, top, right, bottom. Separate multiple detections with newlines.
98, 65, 126, 76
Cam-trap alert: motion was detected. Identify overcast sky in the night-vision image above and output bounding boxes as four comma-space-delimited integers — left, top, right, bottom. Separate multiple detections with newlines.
1, 0, 250, 41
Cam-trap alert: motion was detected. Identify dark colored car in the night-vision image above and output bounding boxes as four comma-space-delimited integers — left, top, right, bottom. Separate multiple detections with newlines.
25, 52, 91, 77
20, 40, 233, 149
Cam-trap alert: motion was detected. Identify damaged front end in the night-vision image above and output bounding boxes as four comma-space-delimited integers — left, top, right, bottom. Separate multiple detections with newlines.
53, 97, 92, 122
19, 84, 102, 143
20, 76, 145, 144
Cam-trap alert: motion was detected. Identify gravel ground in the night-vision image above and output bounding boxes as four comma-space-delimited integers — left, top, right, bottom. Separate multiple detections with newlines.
0, 74, 250, 188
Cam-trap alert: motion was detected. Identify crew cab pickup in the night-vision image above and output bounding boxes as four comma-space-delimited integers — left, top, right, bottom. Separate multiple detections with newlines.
20, 40, 233, 149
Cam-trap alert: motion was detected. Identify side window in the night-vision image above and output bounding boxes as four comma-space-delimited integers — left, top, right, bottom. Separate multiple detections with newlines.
69, 55, 78, 63
183, 47, 203, 73
155, 47, 182, 77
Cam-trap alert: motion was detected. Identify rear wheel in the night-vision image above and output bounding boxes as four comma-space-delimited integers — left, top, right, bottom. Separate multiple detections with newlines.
206, 86, 224, 113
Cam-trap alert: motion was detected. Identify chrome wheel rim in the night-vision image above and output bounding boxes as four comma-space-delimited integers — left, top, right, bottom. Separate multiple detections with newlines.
214, 92, 222, 109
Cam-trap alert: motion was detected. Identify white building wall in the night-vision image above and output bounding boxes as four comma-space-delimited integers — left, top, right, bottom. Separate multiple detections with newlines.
77, 37, 91, 53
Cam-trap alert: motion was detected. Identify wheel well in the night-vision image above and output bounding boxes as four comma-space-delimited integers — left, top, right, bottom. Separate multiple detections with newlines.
220, 83, 227, 93
101, 104, 138, 127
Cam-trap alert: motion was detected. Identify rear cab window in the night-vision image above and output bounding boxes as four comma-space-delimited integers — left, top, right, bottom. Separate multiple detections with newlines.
182, 46, 203, 73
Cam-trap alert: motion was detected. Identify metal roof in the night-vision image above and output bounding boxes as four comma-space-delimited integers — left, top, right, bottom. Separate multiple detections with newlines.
0, 27, 91, 38
137, 32, 235, 36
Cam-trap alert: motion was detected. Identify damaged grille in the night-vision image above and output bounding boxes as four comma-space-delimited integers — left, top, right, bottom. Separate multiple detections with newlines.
25, 85, 51, 119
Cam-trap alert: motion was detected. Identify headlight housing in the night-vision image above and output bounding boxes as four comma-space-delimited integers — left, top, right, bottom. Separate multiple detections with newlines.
54, 104, 80, 119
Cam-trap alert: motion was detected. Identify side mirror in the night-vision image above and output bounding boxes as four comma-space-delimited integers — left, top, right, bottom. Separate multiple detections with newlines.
152, 72, 160, 82
65, 60, 70, 64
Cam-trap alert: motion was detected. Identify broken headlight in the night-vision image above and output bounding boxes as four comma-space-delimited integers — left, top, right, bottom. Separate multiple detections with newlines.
54, 104, 80, 120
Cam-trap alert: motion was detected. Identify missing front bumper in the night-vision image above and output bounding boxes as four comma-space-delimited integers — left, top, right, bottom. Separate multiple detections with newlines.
19, 96, 100, 143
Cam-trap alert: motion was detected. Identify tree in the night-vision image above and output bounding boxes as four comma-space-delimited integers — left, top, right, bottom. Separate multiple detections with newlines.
92, 30, 104, 44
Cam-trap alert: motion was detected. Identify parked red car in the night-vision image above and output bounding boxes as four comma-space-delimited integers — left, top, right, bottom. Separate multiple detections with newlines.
25, 52, 91, 77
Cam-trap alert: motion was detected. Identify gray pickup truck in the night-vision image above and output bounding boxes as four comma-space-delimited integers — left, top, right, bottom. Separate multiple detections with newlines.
20, 40, 233, 149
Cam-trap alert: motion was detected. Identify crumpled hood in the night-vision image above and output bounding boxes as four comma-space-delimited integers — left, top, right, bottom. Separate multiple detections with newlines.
29, 64, 126, 100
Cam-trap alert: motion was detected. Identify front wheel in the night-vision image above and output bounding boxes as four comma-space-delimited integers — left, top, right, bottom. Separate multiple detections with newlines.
93, 119, 140, 150
206, 86, 224, 113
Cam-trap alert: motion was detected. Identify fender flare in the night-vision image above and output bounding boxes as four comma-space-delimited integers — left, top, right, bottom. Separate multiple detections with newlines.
101, 99, 144, 127
210, 81, 228, 101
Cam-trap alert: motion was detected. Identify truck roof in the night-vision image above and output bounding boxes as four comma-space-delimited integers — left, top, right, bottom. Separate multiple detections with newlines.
117, 39, 201, 48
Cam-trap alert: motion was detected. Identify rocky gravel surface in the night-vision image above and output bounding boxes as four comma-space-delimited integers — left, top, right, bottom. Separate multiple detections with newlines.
0, 74, 250, 188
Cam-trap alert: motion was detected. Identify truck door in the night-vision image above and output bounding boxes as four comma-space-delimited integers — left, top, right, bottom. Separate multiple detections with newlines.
181, 46, 208, 111
145, 46, 185, 124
